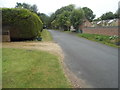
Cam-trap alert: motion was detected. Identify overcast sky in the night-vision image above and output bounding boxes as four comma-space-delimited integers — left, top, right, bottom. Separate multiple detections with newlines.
0, 0, 119, 18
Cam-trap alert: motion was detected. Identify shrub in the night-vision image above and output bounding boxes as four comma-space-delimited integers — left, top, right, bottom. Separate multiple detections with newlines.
2, 8, 43, 41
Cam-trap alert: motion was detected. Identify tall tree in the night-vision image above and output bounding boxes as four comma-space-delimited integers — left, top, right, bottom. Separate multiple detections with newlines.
15, 2, 23, 8
57, 11, 71, 30
100, 12, 115, 20
70, 9, 85, 31
31, 4, 38, 13
15, 2, 38, 13
114, 8, 120, 19
82, 7, 95, 22
22, 3, 31, 10
51, 20, 59, 29
38, 13, 49, 28
51, 4, 75, 30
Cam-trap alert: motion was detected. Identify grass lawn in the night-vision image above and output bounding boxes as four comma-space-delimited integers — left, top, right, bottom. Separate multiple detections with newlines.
77, 33, 120, 48
41, 29, 53, 41
2, 48, 71, 88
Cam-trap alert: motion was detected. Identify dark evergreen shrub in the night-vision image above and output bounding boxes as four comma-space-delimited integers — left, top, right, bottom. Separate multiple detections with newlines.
2, 8, 43, 41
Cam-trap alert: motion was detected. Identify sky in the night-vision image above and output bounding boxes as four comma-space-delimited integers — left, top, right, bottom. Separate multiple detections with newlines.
0, 0, 119, 18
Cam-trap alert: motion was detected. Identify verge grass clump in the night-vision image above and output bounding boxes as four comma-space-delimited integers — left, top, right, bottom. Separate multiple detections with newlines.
78, 33, 120, 47
41, 29, 53, 41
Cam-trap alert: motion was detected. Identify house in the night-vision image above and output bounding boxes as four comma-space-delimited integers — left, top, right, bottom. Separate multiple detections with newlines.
93, 19, 119, 27
83, 20, 93, 27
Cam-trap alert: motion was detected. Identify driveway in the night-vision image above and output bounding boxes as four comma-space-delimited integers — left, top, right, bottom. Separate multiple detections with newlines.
49, 30, 118, 88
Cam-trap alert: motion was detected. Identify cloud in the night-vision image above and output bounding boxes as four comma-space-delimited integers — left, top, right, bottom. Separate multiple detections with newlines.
0, 0, 119, 18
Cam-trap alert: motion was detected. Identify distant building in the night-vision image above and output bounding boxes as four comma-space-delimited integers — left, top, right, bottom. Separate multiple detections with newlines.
91, 19, 119, 27
83, 19, 93, 27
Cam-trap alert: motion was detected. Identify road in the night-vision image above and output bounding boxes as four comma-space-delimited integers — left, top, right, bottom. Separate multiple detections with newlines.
49, 30, 118, 88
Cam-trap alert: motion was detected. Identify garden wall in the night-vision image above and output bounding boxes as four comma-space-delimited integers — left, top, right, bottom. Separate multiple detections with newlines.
82, 26, 119, 36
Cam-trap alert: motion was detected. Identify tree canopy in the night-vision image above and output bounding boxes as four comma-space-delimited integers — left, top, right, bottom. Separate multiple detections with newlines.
50, 4, 85, 31
100, 12, 115, 20
57, 11, 71, 30
70, 9, 85, 30
82, 7, 95, 22
15, 2, 38, 13
37, 13, 50, 28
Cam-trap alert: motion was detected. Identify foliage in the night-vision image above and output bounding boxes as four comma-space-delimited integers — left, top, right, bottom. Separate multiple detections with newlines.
51, 20, 59, 29
54, 4, 75, 16
82, 7, 96, 22
78, 33, 120, 47
2, 8, 43, 41
3, 48, 71, 88
114, 8, 120, 19
50, 4, 75, 30
100, 12, 115, 20
50, 5, 88, 31
95, 9, 119, 21
30, 4, 38, 13
37, 13, 50, 29
57, 11, 71, 30
93, 18, 101, 21
15, 2, 38, 13
70, 9, 85, 30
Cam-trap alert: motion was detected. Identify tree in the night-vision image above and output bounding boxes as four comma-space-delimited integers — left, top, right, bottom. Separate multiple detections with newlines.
57, 11, 71, 30
100, 12, 115, 20
38, 13, 50, 28
82, 7, 95, 22
15, 2, 23, 8
22, 3, 31, 10
70, 9, 85, 31
31, 4, 38, 13
114, 13, 118, 19
15, 2, 38, 13
50, 4, 75, 30
51, 20, 59, 29
55, 4, 75, 16
114, 8, 120, 19
93, 17, 101, 21
48, 13, 56, 28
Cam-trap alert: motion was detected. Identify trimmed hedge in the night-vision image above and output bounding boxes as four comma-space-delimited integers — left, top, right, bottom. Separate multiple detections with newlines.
2, 8, 43, 40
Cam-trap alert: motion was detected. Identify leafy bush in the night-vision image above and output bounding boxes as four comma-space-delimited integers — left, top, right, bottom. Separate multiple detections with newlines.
2, 8, 43, 41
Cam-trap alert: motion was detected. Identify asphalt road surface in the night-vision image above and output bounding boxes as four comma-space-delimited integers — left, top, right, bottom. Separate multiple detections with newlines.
49, 30, 118, 88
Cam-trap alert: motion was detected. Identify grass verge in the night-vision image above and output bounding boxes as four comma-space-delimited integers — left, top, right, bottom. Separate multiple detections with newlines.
41, 29, 53, 41
59, 29, 120, 48
2, 48, 71, 88
77, 33, 120, 48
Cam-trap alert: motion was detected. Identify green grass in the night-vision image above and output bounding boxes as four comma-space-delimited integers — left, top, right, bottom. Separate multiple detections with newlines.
41, 29, 53, 41
77, 33, 120, 48
2, 48, 71, 88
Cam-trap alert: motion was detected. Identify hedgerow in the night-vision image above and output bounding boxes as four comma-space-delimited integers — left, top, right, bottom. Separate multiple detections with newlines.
2, 8, 43, 40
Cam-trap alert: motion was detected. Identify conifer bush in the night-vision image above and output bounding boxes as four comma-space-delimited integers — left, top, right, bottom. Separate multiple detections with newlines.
2, 8, 43, 40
